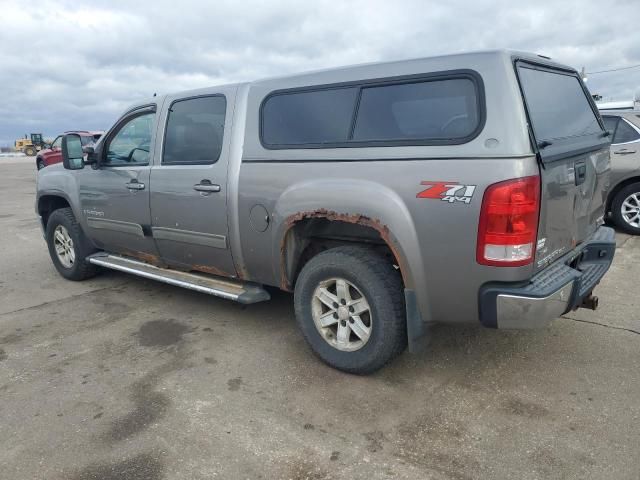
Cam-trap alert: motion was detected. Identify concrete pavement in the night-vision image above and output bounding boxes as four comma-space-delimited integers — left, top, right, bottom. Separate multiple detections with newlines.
1, 157, 638, 479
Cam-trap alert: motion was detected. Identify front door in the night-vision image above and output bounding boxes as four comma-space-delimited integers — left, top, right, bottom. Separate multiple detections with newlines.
150, 90, 237, 277
78, 107, 160, 261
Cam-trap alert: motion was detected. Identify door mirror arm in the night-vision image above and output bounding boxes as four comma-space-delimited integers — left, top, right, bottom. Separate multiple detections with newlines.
82, 145, 101, 168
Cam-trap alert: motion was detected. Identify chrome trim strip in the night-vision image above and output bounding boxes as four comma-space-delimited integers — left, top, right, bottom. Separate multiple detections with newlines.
151, 227, 227, 249
88, 257, 239, 300
86, 217, 144, 237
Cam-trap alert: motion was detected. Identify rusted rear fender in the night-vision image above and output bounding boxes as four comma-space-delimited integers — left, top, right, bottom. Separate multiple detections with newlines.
271, 178, 431, 323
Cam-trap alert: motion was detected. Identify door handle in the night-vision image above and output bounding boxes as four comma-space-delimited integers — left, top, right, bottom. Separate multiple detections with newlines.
126, 180, 145, 190
614, 149, 636, 155
194, 180, 221, 193
574, 162, 587, 186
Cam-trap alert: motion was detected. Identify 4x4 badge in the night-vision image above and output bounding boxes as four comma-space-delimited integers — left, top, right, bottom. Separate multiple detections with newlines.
417, 181, 476, 204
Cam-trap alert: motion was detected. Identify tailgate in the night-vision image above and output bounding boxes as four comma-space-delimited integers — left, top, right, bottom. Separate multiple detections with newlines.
515, 61, 611, 272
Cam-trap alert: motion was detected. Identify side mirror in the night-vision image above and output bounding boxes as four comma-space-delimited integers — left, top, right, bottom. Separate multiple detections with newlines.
61, 134, 85, 170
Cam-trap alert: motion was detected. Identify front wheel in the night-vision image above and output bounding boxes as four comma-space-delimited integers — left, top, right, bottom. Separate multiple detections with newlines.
25, 146, 36, 156
294, 246, 406, 374
37, 158, 45, 170
45, 208, 98, 280
611, 182, 640, 235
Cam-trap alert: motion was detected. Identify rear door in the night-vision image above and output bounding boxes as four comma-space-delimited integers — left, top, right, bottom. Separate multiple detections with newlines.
149, 89, 237, 277
516, 61, 610, 271
602, 115, 640, 188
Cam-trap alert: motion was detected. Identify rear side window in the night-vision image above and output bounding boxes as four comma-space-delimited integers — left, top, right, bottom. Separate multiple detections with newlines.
602, 116, 619, 135
261, 88, 358, 146
260, 71, 484, 149
352, 78, 479, 142
517, 66, 601, 142
163, 96, 226, 165
612, 119, 640, 144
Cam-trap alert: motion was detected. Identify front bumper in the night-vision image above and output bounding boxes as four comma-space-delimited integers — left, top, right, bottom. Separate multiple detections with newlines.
479, 226, 616, 329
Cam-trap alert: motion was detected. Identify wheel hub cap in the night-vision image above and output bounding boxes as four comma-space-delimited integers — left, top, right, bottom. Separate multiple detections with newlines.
311, 278, 372, 352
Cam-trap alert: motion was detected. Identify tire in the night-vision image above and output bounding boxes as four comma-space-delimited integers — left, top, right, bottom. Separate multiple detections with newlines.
294, 245, 406, 374
610, 182, 640, 235
25, 146, 36, 156
45, 208, 98, 281
37, 158, 45, 170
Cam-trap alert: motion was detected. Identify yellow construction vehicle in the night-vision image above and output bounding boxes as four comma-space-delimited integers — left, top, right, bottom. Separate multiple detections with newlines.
15, 133, 47, 156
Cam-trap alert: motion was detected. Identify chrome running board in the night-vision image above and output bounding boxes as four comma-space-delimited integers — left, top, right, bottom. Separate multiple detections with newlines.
87, 253, 270, 304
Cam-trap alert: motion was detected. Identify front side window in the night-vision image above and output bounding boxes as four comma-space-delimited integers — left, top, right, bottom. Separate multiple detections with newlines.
51, 136, 62, 149
163, 96, 226, 165
105, 113, 155, 166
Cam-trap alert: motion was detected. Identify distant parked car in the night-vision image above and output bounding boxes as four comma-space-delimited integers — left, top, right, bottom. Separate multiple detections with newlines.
36, 131, 102, 170
600, 110, 640, 234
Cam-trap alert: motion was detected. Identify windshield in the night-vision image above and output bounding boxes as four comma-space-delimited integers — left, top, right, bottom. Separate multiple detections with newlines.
81, 136, 96, 146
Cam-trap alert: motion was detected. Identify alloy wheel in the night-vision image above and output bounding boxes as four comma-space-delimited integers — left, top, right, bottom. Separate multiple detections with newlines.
621, 192, 640, 228
311, 278, 372, 352
53, 225, 75, 268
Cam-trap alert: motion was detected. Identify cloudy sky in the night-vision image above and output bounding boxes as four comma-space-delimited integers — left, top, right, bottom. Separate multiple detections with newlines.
1, 0, 639, 146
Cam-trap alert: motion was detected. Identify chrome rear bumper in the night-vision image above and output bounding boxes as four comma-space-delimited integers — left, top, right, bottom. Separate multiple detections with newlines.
479, 226, 616, 329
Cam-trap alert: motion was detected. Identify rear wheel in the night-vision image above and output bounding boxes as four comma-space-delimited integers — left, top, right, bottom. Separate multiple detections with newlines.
25, 146, 36, 156
294, 246, 406, 374
611, 182, 640, 235
46, 208, 98, 280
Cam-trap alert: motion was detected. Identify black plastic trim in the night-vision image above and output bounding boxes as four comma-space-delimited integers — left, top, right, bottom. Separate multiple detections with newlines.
405, 289, 429, 353
259, 69, 486, 150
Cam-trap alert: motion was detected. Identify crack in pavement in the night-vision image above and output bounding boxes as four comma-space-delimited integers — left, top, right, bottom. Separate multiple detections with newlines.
562, 316, 640, 335
616, 235, 633, 249
0, 281, 131, 317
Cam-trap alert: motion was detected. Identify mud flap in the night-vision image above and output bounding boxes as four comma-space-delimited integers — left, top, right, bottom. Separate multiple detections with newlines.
405, 289, 429, 353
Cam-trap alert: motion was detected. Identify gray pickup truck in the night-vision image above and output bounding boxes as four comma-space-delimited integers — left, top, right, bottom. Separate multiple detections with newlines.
37, 50, 616, 373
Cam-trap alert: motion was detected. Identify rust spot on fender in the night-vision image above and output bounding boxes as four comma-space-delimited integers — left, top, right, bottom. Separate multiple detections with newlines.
280, 209, 408, 290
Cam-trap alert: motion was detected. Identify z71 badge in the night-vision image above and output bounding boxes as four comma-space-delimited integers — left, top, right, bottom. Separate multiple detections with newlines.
416, 181, 476, 204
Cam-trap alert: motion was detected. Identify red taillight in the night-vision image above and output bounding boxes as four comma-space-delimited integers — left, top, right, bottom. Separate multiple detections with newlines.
477, 175, 540, 267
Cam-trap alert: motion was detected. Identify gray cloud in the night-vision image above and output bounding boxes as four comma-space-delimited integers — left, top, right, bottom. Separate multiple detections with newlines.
1, 0, 638, 146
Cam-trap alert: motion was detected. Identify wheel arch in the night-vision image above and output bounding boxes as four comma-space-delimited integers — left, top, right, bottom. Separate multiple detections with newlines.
270, 179, 430, 325
37, 194, 72, 229
607, 175, 640, 213
279, 212, 409, 291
